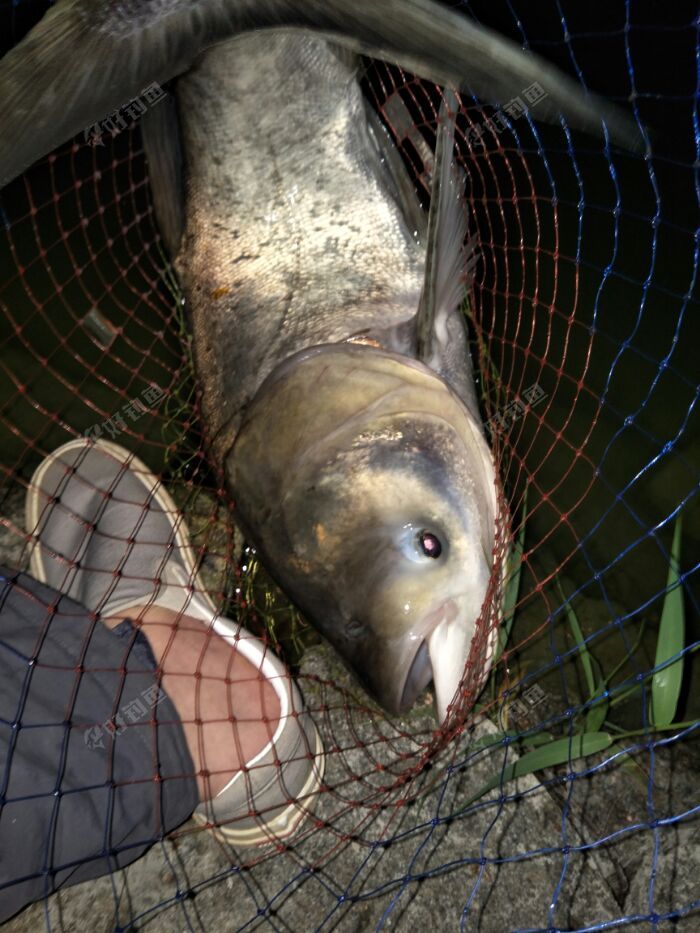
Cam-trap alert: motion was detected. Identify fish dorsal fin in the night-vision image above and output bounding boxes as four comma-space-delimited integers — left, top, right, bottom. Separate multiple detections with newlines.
416, 89, 476, 371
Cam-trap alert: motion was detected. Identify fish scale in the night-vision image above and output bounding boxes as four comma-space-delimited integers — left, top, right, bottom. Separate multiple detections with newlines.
177, 33, 426, 464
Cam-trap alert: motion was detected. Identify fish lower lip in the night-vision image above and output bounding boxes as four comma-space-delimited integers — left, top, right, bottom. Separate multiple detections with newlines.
400, 640, 433, 710
428, 603, 473, 724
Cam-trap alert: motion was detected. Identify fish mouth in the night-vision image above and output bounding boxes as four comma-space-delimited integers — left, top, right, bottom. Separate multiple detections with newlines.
397, 597, 476, 721
399, 640, 434, 711
427, 597, 476, 724
394, 596, 481, 724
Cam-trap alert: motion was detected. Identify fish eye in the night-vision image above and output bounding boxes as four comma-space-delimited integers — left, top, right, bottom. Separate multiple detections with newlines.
418, 530, 442, 559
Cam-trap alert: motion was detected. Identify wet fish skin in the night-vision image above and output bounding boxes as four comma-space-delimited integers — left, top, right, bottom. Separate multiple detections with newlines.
229, 343, 498, 719
175, 32, 497, 721
176, 35, 428, 464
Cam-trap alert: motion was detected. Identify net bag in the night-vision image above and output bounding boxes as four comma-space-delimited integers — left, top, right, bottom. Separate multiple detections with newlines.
0, 1, 698, 930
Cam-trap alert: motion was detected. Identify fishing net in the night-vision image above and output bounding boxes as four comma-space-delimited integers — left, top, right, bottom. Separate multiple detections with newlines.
0, 0, 698, 929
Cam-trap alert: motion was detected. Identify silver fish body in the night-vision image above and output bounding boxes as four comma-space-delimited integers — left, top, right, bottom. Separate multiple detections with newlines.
176, 35, 428, 462
175, 33, 497, 721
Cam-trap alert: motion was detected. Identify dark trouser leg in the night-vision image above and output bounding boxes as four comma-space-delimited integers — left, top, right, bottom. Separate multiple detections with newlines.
0, 568, 199, 923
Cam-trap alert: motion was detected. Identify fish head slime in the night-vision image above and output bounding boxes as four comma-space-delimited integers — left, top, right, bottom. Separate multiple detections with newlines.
229, 344, 497, 722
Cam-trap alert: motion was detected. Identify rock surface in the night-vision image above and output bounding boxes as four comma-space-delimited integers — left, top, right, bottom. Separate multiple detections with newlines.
1, 487, 699, 931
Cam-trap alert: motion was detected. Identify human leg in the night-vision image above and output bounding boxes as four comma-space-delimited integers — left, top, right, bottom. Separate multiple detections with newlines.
0, 567, 198, 924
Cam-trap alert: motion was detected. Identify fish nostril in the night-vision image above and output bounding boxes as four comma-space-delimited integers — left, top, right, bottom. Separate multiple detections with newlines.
346, 618, 366, 639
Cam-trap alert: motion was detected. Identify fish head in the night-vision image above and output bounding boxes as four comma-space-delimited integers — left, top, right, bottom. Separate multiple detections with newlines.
228, 344, 497, 723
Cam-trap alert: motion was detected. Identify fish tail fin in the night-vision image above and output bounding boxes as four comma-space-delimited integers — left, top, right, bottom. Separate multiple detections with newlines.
0, 0, 642, 190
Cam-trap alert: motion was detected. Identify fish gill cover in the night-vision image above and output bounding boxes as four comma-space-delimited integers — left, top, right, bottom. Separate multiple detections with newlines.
0, 0, 698, 930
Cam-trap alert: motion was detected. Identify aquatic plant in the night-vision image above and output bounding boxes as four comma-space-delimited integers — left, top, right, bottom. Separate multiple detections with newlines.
469, 512, 693, 806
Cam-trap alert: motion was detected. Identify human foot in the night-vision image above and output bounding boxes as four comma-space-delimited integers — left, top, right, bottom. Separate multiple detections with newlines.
104, 605, 281, 801
26, 438, 324, 844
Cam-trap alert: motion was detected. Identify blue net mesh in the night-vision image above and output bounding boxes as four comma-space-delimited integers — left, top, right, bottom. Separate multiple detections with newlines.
0, 1, 698, 930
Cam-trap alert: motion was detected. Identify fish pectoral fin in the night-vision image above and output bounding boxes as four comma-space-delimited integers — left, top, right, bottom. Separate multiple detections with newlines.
363, 99, 427, 246
140, 94, 185, 259
415, 89, 475, 373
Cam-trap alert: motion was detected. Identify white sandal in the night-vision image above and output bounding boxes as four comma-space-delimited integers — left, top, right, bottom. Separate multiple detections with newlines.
26, 438, 324, 845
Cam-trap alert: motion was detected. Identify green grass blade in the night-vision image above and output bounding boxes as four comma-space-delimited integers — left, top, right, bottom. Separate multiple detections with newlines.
555, 577, 597, 701
651, 515, 685, 728
458, 731, 613, 810
468, 728, 555, 754
585, 699, 609, 733
554, 578, 611, 728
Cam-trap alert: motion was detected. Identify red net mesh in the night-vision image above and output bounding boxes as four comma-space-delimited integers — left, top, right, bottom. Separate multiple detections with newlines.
1, 3, 699, 929
0, 69, 520, 853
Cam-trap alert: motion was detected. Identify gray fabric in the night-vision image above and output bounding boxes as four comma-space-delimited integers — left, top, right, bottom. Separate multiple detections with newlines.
0, 567, 199, 924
